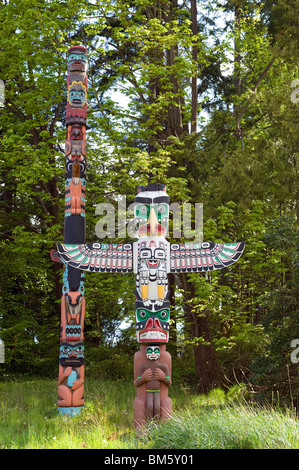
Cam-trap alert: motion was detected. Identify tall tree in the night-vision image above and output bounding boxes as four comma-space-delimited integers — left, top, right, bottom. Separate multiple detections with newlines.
84, 0, 229, 391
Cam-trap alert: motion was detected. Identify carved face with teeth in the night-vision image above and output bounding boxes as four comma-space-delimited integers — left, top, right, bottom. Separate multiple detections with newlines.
67, 81, 87, 107
59, 342, 84, 367
134, 183, 169, 237
135, 294, 170, 343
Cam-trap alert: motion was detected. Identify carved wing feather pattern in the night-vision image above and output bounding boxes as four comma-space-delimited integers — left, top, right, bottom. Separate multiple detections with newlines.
169, 242, 245, 273
53, 242, 134, 273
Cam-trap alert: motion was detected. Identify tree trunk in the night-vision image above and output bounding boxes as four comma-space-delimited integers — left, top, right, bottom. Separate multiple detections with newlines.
178, 273, 224, 393
143, 0, 222, 392
192, 313, 222, 393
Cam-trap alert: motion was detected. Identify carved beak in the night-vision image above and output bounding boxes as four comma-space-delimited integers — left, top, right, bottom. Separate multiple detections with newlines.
148, 207, 158, 237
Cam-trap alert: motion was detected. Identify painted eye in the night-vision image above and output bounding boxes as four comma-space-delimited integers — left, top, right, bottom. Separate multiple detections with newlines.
158, 205, 165, 213
160, 310, 168, 319
154, 249, 165, 259
154, 348, 160, 354
140, 249, 151, 258
140, 206, 147, 214
139, 310, 146, 319
147, 348, 153, 354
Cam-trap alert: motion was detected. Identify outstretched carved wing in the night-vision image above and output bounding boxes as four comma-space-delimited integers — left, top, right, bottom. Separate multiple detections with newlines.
169, 242, 245, 273
52, 242, 134, 273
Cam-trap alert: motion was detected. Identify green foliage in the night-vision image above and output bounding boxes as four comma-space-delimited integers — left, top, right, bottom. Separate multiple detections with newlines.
0, 230, 59, 375
87, 356, 134, 381
171, 355, 197, 386
250, 216, 299, 406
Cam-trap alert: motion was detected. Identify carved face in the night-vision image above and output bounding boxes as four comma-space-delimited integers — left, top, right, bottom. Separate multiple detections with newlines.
67, 81, 87, 107
146, 346, 160, 361
67, 47, 88, 73
65, 292, 83, 315
59, 342, 84, 367
70, 125, 84, 140
135, 306, 170, 343
64, 293, 84, 341
135, 294, 170, 343
139, 240, 166, 270
134, 184, 169, 237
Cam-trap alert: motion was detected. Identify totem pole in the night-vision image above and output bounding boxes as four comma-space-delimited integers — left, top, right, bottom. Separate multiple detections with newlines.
51, 46, 88, 417
53, 175, 245, 426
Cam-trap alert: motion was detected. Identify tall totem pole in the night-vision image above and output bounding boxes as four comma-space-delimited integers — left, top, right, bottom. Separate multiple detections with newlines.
52, 47, 245, 427
51, 46, 88, 417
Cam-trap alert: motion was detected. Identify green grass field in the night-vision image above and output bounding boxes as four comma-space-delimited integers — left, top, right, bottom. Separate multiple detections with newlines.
0, 377, 298, 449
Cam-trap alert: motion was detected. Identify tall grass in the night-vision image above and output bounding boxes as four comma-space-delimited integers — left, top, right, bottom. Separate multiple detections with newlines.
144, 401, 299, 449
0, 378, 298, 449
0, 378, 137, 449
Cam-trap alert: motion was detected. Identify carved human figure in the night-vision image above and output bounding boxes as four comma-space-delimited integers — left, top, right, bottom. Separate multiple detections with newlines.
58, 342, 84, 408
134, 344, 172, 429
65, 124, 86, 168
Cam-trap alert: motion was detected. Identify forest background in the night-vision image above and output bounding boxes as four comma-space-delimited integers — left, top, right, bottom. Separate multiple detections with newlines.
0, 0, 298, 409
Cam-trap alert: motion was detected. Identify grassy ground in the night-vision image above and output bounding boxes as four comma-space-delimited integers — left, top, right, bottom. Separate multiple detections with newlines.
0, 377, 298, 449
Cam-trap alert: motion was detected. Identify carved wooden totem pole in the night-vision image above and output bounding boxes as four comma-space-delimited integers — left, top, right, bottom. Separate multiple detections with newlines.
52, 47, 245, 426
51, 46, 88, 417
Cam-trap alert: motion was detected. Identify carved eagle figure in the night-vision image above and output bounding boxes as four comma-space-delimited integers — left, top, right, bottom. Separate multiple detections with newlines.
51, 184, 245, 305
51, 240, 245, 274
